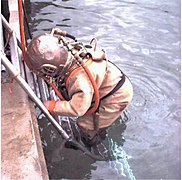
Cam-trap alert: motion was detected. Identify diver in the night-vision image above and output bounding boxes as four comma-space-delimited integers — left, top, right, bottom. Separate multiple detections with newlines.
26, 28, 133, 149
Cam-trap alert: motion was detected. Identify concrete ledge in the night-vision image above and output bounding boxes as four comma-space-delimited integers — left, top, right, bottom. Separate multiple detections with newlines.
1, 81, 49, 180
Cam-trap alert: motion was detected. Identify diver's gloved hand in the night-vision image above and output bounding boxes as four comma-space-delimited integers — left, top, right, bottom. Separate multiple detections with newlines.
43, 100, 56, 113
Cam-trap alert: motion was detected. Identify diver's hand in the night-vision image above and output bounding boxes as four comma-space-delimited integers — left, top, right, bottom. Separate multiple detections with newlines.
43, 100, 56, 113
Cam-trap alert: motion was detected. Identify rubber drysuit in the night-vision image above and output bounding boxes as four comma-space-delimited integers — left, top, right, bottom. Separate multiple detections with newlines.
53, 59, 133, 130
26, 32, 133, 147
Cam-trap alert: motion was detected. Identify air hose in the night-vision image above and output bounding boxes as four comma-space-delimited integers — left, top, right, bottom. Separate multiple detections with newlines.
16, 2, 105, 160
56, 34, 100, 115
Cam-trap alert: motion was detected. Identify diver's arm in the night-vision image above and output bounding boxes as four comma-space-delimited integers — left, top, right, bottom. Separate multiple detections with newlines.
53, 75, 94, 117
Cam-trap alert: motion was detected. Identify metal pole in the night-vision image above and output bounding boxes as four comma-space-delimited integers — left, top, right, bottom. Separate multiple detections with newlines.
1, 51, 70, 140
1, 50, 106, 161
1, 15, 6, 71
1, 14, 20, 72
37, 76, 48, 101
1, 15, 22, 49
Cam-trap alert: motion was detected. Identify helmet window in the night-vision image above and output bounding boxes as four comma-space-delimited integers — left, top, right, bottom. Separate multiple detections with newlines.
41, 64, 58, 76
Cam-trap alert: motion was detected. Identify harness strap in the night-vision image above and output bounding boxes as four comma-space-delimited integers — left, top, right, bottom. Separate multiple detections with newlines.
100, 74, 125, 102
89, 64, 126, 113
91, 66, 126, 131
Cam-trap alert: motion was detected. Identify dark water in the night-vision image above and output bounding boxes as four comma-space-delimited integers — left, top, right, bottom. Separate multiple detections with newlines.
27, 0, 181, 179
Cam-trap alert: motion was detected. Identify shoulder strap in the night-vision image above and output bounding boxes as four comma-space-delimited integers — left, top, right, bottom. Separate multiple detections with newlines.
100, 74, 125, 101
65, 59, 93, 89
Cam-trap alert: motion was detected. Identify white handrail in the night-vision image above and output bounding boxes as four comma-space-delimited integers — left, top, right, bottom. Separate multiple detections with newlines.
1, 51, 70, 140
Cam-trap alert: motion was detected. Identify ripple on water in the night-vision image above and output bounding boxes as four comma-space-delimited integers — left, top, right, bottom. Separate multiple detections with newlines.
28, 0, 180, 179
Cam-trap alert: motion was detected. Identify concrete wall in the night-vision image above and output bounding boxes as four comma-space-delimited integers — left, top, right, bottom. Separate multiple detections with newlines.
1, 81, 49, 180
1, 0, 49, 179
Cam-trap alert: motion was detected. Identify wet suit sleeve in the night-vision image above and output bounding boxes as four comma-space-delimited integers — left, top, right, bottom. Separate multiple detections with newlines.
53, 72, 94, 117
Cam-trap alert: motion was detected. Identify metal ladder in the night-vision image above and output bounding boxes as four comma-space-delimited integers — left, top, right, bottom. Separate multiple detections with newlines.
1, 14, 105, 161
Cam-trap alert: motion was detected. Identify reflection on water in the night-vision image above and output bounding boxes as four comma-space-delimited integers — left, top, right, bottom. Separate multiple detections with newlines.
38, 113, 137, 180
27, 0, 180, 179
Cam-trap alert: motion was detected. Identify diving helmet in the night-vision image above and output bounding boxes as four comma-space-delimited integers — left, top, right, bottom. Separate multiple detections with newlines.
26, 34, 72, 77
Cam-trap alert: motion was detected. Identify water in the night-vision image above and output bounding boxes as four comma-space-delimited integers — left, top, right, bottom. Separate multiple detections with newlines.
26, 0, 181, 179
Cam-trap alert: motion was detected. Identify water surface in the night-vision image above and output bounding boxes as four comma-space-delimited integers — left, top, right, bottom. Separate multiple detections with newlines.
27, 0, 181, 179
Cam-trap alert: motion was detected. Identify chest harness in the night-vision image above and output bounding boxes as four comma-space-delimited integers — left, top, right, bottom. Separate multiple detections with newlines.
40, 30, 126, 131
